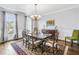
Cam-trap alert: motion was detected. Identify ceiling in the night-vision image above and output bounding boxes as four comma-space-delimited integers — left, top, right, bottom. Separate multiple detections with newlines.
0, 4, 79, 16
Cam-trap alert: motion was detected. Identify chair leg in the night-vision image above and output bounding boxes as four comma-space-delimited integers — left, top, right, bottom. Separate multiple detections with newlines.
27, 43, 30, 49
23, 39, 24, 45
25, 41, 28, 48
65, 38, 66, 45
71, 40, 73, 47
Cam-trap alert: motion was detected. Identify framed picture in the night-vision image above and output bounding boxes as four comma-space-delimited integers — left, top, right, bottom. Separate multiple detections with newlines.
46, 19, 55, 26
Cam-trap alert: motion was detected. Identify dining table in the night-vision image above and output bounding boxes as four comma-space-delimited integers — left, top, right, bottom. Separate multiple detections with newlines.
25, 33, 52, 53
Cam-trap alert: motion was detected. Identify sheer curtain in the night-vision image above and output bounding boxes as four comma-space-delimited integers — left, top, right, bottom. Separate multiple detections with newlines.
0, 12, 3, 43
17, 14, 25, 38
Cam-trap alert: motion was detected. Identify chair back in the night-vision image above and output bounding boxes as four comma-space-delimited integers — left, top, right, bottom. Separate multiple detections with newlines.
72, 30, 79, 39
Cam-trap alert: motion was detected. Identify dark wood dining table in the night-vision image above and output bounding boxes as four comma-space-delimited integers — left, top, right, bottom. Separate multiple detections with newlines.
25, 33, 52, 53
27, 33, 52, 40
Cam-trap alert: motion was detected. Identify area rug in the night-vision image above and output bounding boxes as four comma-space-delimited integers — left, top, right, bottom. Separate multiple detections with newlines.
11, 40, 79, 55
11, 40, 50, 55
11, 43, 27, 55
11, 40, 60, 55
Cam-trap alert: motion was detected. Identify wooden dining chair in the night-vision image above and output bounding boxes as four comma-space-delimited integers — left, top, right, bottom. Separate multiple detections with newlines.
27, 35, 41, 51
42, 40, 69, 55
22, 31, 29, 48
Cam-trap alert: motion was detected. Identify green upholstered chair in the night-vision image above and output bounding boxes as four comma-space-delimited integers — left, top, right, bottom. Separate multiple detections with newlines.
65, 30, 79, 46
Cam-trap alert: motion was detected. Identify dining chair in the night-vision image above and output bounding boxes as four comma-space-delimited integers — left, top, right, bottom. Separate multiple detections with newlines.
42, 39, 69, 55
22, 30, 29, 48
27, 35, 41, 51
65, 29, 79, 46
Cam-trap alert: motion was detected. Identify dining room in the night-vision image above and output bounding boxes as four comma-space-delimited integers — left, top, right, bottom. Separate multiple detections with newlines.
0, 4, 79, 55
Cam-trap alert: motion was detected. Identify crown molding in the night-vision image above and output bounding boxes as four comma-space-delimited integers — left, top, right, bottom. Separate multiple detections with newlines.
42, 5, 79, 17
0, 6, 26, 15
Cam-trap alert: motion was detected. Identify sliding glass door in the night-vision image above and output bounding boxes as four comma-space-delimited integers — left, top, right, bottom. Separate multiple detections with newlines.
4, 13, 16, 41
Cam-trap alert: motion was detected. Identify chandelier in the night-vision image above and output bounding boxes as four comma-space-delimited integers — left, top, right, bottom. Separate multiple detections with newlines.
31, 4, 41, 20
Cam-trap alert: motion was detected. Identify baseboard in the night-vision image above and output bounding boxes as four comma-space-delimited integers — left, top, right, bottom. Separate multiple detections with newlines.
0, 37, 23, 44
58, 39, 79, 45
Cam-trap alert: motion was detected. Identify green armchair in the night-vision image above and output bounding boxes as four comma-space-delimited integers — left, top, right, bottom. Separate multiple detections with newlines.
65, 30, 79, 46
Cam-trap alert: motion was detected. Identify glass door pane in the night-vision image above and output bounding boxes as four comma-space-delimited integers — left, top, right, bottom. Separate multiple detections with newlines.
4, 13, 16, 41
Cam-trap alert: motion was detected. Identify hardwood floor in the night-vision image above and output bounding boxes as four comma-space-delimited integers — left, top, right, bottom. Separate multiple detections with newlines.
0, 41, 17, 55
0, 39, 79, 55
58, 40, 79, 55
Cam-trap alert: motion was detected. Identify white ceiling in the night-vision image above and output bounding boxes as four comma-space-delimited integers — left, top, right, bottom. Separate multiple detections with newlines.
0, 4, 79, 16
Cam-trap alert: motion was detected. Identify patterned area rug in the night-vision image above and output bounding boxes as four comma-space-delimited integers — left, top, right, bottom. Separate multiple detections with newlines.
11, 43, 27, 55
11, 40, 64, 55
11, 40, 79, 55
11, 42, 44, 55
11, 40, 34, 55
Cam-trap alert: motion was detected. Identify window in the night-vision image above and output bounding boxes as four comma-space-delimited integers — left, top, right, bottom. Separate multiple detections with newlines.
4, 12, 16, 41
26, 17, 32, 33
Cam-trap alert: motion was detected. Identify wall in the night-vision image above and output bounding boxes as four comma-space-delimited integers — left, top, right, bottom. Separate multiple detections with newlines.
38, 7, 79, 43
